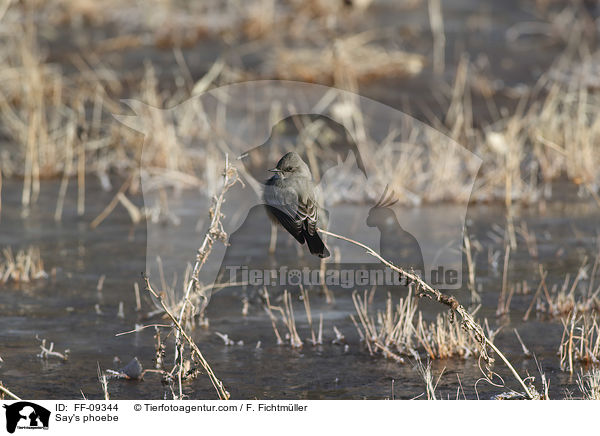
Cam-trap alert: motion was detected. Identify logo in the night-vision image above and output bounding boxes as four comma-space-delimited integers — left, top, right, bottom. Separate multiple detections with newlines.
115, 80, 481, 310
3, 402, 50, 433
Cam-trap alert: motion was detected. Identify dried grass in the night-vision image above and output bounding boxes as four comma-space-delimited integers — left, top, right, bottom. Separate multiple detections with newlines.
414, 357, 443, 400
262, 287, 304, 348
527, 256, 600, 318
270, 34, 425, 85
1, 1, 600, 215
0, 246, 47, 284
36, 336, 70, 361
576, 368, 600, 400
0, 382, 21, 401
131, 158, 239, 400
320, 227, 543, 399
559, 312, 600, 374
351, 288, 481, 362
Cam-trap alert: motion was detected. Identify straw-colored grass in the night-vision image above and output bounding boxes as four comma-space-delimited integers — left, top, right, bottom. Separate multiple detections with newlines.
525, 256, 600, 319
270, 33, 425, 85
0, 246, 47, 284
577, 368, 600, 400
261, 285, 328, 348
1, 0, 599, 217
559, 312, 600, 374
0, 382, 21, 401
125, 158, 239, 400
351, 288, 482, 362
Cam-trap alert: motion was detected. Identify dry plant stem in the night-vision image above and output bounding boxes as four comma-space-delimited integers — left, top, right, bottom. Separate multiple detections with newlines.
560, 312, 600, 372
114, 324, 171, 336
97, 364, 109, 400
100, 375, 109, 400
22, 110, 37, 212
497, 244, 511, 316
524, 266, 548, 321
428, 0, 445, 75
513, 328, 531, 357
264, 288, 303, 348
54, 123, 75, 222
117, 192, 141, 224
0, 383, 21, 400
301, 286, 317, 345
318, 228, 535, 400
263, 287, 284, 345
77, 130, 86, 217
90, 175, 133, 229
283, 290, 302, 347
320, 251, 334, 303
143, 276, 230, 400
173, 156, 240, 396
0, 165, 2, 223
269, 224, 277, 254
38, 338, 69, 361
176, 156, 239, 324
463, 233, 479, 303
134, 282, 142, 311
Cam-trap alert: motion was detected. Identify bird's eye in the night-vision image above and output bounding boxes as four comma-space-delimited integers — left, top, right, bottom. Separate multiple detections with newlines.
285, 167, 292, 172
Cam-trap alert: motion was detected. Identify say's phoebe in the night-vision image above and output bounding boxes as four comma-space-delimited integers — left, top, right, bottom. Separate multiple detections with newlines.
263, 152, 330, 258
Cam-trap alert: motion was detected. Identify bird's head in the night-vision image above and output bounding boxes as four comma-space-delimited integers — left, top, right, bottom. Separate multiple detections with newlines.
366, 185, 398, 228
268, 152, 311, 179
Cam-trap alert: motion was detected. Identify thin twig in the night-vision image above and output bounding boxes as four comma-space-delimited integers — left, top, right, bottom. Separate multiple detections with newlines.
97, 363, 109, 400
115, 324, 171, 336
0, 165, 2, 223
90, 174, 133, 229
0, 383, 21, 400
171, 155, 241, 397
143, 275, 230, 399
318, 227, 536, 399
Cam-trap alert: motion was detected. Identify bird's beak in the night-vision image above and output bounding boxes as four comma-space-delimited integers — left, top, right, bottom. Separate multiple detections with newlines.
268, 168, 282, 173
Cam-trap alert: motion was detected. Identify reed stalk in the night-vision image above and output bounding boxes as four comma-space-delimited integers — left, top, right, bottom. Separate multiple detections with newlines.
318, 227, 536, 399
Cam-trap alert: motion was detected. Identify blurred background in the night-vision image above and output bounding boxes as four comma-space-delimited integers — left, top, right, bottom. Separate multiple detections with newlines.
2, 0, 600, 208
2, 0, 600, 401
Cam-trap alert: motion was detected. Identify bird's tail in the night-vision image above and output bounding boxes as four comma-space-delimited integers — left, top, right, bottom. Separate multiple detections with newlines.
305, 232, 330, 258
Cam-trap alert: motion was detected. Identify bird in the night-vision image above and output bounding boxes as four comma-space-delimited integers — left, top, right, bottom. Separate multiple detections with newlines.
263, 152, 330, 258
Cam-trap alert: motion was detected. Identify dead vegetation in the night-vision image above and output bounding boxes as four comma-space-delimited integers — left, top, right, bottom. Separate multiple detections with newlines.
467, 220, 600, 321
0, 246, 47, 284
317, 227, 545, 399
1, 0, 600, 223
527, 261, 600, 318
128, 158, 239, 400
351, 288, 482, 362
2, 0, 600, 401
36, 336, 70, 361
576, 368, 600, 400
262, 286, 325, 348
414, 357, 445, 400
559, 312, 600, 374
0, 382, 21, 401
270, 33, 425, 84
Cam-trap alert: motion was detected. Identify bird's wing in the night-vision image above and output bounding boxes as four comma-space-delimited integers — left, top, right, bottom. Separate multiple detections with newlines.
297, 194, 319, 236
263, 183, 305, 243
